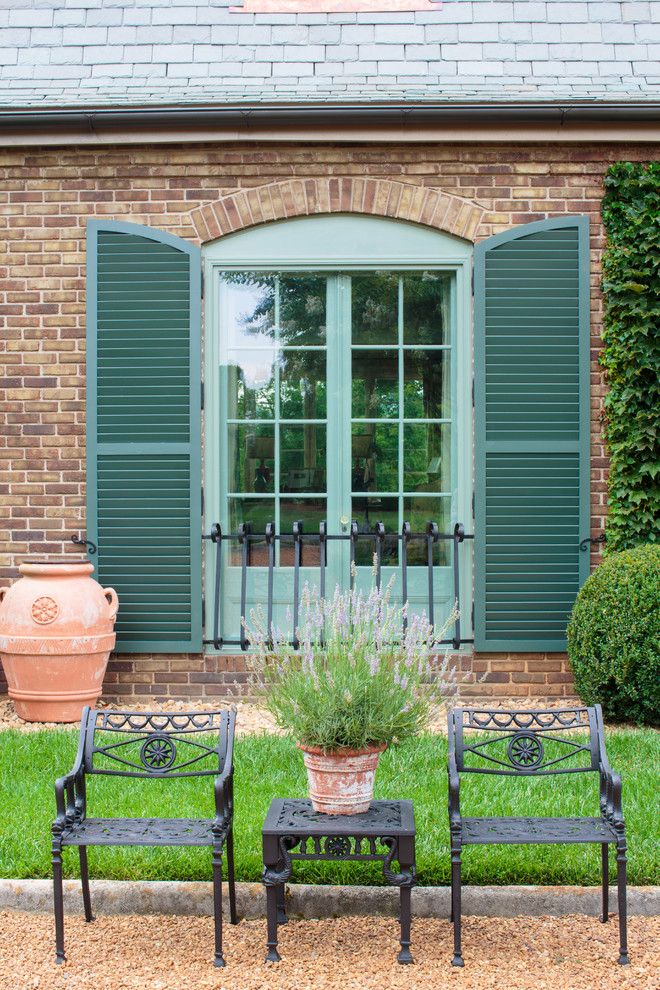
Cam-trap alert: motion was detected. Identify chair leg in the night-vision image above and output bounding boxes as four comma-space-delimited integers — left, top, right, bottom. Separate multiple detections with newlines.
450, 845, 463, 967
212, 846, 226, 967
52, 845, 65, 964
226, 826, 238, 925
616, 841, 629, 965
79, 846, 95, 923
600, 843, 609, 922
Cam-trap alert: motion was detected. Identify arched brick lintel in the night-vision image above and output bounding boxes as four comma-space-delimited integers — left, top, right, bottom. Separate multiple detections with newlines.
190, 177, 484, 244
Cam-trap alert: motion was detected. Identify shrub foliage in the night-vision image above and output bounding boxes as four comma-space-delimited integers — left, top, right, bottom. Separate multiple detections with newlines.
244, 570, 456, 751
567, 544, 660, 725
601, 162, 660, 552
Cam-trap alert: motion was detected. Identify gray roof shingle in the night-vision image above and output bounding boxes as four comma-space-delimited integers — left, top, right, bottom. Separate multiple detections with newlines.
0, 0, 658, 109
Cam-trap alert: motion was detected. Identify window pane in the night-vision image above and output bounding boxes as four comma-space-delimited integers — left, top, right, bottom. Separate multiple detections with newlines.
403, 496, 451, 566
280, 274, 327, 345
352, 349, 398, 418
228, 359, 275, 420
351, 424, 398, 493
228, 424, 275, 493
280, 350, 327, 420
403, 350, 450, 420
279, 498, 326, 566
403, 272, 450, 345
280, 425, 326, 493
403, 423, 451, 493
227, 497, 274, 534
352, 272, 398, 344
224, 274, 276, 348
351, 496, 399, 565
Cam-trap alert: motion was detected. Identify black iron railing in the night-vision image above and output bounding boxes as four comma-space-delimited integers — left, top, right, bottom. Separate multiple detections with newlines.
203, 521, 474, 652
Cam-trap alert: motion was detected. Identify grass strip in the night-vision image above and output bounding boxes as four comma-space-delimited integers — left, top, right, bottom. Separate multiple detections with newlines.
0, 729, 657, 886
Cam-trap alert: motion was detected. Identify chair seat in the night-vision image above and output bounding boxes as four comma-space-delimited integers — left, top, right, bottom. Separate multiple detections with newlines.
60, 817, 224, 847
459, 816, 620, 845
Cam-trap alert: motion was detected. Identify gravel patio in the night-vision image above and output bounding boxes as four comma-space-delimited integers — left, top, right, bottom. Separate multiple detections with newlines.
1, 912, 657, 990
0, 697, 582, 736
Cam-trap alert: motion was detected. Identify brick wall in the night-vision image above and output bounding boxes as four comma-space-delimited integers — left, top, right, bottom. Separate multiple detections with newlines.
0, 139, 654, 702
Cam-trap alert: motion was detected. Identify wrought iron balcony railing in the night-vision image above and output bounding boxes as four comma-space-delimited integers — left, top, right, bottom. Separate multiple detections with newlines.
202, 521, 474, 652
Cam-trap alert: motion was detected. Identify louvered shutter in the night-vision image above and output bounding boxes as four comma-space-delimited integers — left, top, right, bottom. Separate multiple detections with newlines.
86, 221, 202, 652
474, 216, 590, 651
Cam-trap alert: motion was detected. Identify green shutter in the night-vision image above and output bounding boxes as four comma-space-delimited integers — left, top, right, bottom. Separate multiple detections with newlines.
87, 220, 202, 652
474, 216, 590, 651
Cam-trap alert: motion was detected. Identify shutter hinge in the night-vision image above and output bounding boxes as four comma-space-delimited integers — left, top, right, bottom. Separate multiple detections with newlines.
201, 270, 205, 299
200, 380, 204, 410
201, 486, 204, 517
471, 490, 475, 519
471, 267, 474, 295
201, 598, 206, 628
471, 378, 474, 407
471, 600, 475, 630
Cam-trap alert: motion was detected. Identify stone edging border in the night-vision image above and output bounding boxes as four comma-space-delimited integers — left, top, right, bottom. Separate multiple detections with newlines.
1, 880, 657, 918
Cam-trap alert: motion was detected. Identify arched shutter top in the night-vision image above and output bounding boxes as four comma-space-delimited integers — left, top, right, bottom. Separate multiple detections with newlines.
87, 220, 202, 652
474, 216, 590, 652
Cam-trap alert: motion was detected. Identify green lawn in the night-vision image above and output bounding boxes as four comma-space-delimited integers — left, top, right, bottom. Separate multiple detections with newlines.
0, 729, 657, 886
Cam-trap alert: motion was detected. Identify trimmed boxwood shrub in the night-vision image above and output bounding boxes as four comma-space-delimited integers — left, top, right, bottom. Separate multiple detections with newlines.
567, 544, 660, 726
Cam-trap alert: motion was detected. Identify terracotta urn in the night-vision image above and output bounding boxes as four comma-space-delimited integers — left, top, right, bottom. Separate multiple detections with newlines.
0, 560, 118, 723
298, 742, 387, 815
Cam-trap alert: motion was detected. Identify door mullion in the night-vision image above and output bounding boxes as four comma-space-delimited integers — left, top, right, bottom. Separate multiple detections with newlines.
398, 276, 404, 540
274, 277, 281, 563
331, 274, 352, 586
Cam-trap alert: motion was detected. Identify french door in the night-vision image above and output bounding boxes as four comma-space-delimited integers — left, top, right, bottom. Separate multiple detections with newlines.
212, 268, 459, 644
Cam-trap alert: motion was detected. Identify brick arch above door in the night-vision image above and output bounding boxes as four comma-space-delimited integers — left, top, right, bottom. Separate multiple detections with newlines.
189, 177, 485, 243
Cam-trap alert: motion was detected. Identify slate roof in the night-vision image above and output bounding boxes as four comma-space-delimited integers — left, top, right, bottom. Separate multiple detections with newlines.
0, 0, 658, 109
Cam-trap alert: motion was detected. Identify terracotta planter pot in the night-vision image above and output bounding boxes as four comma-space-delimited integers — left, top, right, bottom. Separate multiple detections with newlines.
0, 560, 118, 723
298, 742, 387, 815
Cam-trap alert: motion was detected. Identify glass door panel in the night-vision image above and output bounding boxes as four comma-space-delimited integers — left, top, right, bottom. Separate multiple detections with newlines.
347, 272, 454, 618
218, 273, 329, 641
216, 268, 456, 646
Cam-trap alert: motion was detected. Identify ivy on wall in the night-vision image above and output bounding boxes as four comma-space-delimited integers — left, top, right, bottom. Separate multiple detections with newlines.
600, 162, 660, 552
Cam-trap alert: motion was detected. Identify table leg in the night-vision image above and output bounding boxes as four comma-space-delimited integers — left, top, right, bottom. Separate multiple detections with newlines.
276, 883, 288, 925
265, 884, 281, 962
397, 883, 414, 964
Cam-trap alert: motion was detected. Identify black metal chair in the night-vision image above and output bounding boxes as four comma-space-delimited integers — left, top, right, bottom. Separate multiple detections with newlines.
51, 706, 237, 967
447, 705, 628, 967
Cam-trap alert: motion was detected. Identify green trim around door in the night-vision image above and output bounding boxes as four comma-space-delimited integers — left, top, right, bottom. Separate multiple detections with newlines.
474, 215, 591, 652
86, 219, 202, 652
203, 214, 474, 652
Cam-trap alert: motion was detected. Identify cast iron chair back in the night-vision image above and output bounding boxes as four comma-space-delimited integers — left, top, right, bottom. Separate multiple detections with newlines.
80, 707, 234, 779
449, 705, 602, 777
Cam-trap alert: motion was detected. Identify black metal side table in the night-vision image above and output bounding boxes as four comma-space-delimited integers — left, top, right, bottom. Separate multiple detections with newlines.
262, 798, 416, 964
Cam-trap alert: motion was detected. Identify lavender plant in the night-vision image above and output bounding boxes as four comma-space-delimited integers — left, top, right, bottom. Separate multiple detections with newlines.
244, 564, 457, 752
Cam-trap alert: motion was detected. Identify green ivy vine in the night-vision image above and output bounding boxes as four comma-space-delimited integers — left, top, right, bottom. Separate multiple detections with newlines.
601, 162, 660, 552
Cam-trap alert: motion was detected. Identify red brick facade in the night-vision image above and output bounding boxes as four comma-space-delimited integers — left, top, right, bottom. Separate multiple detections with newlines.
1, 140, 654, 702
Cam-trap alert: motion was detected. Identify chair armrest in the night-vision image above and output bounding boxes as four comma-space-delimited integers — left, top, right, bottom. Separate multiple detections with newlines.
53, 769, 86, 831
448, 752, 461, 825
600, 766, 624, 826
214, 768, 233, 823
214, 707, 236, 825
53, 706, 91, 833
595, 707, 624, 827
